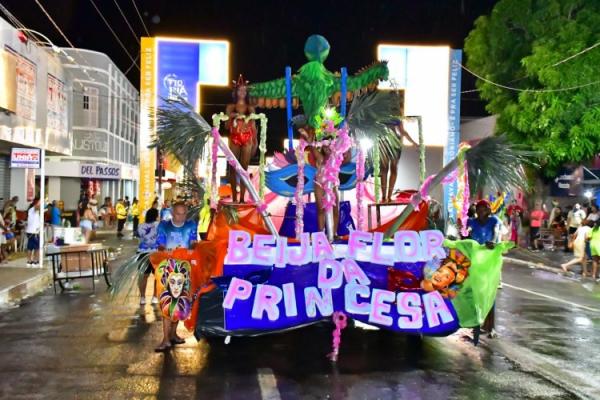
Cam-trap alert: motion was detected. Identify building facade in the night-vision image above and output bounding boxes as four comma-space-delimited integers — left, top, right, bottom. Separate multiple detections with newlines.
45, 48, 139, 210
0, 16, 72, 210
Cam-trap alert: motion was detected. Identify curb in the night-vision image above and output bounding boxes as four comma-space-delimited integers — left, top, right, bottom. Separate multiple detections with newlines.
504, 256, 565, 275
0, 269, 52, 308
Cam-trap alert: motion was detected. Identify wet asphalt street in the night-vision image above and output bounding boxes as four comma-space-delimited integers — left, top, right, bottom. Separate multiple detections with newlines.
0, 241, 598, 399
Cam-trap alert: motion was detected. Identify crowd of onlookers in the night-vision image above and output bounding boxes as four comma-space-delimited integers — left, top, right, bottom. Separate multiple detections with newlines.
497, 199, 600, 280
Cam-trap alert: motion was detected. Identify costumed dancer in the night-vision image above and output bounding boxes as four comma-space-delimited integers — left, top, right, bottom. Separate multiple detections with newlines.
381, 120, 418, 203
154, 201, 199, 352
226, 75, 257, 203
466, 200, 501, 342
299, 126, 350, 237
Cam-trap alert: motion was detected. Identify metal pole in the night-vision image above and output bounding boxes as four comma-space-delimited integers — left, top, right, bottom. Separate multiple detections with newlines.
285, 67, 294, 151
39, 148, 45, 268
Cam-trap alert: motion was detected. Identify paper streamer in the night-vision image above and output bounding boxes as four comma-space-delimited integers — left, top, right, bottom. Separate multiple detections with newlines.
328, 311, 348, 362
294, 139, 307, 239
356, 145, 366, 230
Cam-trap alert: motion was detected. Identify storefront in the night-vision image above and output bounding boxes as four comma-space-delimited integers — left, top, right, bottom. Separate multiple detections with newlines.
41, 161, 138, 210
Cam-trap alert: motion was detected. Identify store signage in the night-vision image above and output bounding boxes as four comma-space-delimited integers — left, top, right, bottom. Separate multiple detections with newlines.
80, 163, 121, 180
10, 147, 40, 168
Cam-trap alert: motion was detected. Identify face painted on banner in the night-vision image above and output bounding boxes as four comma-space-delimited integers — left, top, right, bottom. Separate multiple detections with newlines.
168, 272, 185, 298
158, 258, 192, 321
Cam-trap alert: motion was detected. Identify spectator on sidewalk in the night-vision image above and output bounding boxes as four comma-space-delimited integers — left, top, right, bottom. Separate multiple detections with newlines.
137, 208, 159, 305
131, 198, 140, 238
586, 205, 599, 224
160, 200, 173, 222
50, 200, 62, 227
0, 211, 8, 264
80, 201, 97, 243
567, 203, 586, 235
561, 220, 592, 277
116, 199, 127, 238
25, 198, 41, 268
548, 200, 561, 227
529, 202, 547, 251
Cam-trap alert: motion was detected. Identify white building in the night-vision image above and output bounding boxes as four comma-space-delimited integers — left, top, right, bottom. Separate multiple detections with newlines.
0, 17, 72, 210
44, 48, 139, 210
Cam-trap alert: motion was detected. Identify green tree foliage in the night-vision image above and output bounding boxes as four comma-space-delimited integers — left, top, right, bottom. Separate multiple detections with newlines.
464, 0, 600, 175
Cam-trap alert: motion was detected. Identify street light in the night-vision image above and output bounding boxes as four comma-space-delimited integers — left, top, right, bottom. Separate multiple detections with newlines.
584, 189, 593, 206
16, 28, 76, 63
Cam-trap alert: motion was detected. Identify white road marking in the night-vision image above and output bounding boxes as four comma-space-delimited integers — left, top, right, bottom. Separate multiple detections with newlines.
257, 368, 281, 400
503, 283, 600, 313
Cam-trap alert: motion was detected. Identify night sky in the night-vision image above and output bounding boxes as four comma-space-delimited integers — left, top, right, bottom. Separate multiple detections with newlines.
2, 0, 498, 152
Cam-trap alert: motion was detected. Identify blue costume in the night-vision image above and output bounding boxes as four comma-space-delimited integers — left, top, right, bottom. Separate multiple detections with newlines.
156, 220, 198, 250
467, 216, 500, 245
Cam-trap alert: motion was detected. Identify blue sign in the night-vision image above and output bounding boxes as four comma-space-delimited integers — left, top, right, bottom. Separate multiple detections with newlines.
156, 39, 229, 110
444, 50, 462, 220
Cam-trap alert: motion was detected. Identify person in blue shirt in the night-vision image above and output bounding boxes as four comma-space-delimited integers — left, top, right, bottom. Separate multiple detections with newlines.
137, 208, 160, 305
154, 201, 198, 352
156, 202, 198, 251
50, 200, 62, 226
467, 200, 500, 249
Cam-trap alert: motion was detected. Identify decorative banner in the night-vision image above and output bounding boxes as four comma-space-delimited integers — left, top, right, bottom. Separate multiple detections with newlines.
138, 37, 157, 219
221, 230, 465, 336
444, 49, 463, 220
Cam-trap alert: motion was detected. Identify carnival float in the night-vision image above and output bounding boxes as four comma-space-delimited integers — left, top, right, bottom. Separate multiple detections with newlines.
113, 35, 532, 360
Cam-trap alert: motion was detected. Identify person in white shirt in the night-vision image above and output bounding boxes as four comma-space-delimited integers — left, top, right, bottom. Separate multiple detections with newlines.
26, 198, 41, 267
567, 203, 587, 235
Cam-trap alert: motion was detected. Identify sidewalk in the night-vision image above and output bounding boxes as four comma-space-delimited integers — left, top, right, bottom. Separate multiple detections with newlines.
0, 228, 138, 308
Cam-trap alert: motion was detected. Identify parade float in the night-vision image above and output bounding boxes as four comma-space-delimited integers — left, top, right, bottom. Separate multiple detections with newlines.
115, 35, 532, 359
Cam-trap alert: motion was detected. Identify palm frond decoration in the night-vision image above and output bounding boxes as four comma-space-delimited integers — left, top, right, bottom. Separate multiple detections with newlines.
465, 136, 537, 194
345, 90, 403, 162
152, 98, 212, 197
110, 252, 151, 301
384, 135, 538, 238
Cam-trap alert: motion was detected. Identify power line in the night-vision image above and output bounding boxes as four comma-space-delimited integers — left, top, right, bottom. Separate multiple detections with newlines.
123, 53, 140, 75
130, 0, 150, 37
551, 40, 600, 68
87, 0, 140, 71
33, 0, 75, 48
111, 0, 140, 44
458, 61, 600, 93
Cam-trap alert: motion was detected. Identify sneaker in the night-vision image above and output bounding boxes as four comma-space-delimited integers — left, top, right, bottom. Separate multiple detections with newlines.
497, 281, 503, 289
139, 297, 146, 306
488, 329, 498, 339
151, 296, 159, 304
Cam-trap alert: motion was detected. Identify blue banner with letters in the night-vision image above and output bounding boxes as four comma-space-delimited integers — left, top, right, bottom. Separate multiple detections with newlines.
220, 230, 467, 336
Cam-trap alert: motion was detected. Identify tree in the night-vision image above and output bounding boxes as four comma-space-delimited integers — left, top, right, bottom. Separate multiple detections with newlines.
464, 0, 600, 175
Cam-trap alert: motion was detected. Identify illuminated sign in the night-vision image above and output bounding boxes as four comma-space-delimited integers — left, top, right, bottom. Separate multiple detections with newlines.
377, 45, 452, 147
155, 37, 229, 111
139, 37, 230, 219
10, 147, 40, 169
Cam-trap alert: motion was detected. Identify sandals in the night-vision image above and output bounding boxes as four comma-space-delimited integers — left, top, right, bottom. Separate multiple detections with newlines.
154, 343, 172, 353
